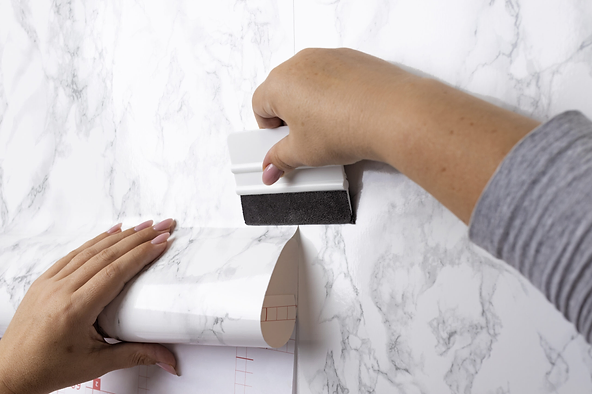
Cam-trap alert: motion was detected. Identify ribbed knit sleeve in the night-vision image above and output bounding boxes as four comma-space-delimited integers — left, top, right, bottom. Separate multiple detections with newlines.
469, 111, 592, 342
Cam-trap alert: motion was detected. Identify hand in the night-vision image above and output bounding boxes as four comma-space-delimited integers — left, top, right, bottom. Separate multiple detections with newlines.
252, 47, 421, 185
253, 48, 539, 223
0, 219, 177, 394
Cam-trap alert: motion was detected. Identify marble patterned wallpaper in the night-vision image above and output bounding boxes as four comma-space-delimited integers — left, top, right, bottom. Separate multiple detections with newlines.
1, 0, 592, 393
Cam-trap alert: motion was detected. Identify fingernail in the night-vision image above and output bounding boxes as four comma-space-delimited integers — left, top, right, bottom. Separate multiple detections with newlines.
262, 163, 283, 185
151, 232, 170, 245
107, 223, 122, 234
134, 220, 153, 231
156, 362, 178, 376
153, 218, 173, 231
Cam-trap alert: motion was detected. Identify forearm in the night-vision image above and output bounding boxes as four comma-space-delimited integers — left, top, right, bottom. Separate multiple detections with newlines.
372, 76, 540, 224
0, 376, 16, 394
254, 48, 540, 224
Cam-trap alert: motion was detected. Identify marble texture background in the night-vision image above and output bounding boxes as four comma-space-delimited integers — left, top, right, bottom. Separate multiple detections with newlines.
1, 0, 592, 393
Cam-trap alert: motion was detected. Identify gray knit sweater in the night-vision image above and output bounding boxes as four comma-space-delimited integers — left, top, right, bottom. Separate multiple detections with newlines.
469, 111, 592, 342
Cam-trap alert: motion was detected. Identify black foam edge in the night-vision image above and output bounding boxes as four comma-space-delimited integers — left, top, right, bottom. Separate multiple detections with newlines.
241, 190, 354, 226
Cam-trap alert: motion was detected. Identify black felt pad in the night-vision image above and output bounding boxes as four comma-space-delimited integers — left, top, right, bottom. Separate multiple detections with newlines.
241, 190, 354, 226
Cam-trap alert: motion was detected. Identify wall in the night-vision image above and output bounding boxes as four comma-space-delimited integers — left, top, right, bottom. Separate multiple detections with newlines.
1, 0, 592, 392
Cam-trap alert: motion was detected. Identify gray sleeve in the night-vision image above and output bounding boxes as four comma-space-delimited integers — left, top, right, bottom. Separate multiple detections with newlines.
469, 111, 592, 342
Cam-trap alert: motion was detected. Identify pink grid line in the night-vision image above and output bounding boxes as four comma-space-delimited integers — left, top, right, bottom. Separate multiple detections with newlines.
234, 347, 254, 394
261, 305, 297, 322
265, 338, 296, 355
137, 365, 150, 394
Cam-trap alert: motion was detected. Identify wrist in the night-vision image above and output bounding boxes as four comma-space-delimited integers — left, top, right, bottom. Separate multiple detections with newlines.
363, 72, 430, 166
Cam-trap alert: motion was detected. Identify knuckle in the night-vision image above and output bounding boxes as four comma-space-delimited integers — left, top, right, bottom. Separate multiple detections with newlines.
272, 151, 296, 172
97, 247, 118, 263
131, 351, 154, 366
131, 245, 153, 267
64, 249, 79, 261
267, 65, 280, 79
132, 243, 148, 257
297, 47, 316, 57
103, 262, 121, 281
77, 248, 97, 262
252, 84, 262, 104
265, 70, 283, 95
133, 229, 154, 244
123, 247, 142, 267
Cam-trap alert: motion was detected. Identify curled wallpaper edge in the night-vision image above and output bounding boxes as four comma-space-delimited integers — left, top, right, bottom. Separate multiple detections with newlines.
261, 229, 300, 348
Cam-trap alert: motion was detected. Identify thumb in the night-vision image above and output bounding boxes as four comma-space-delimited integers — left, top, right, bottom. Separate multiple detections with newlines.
262, 135, 302, 185
103, 342, 179, 376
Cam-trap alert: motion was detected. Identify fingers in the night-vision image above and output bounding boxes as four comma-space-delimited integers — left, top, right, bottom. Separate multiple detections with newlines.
252, 82, 284, 129
54, 224, 147, 282
99, 342, 178, 376
261, 136, 304, 185
68, 225, 172, 290
254, 81, 303, 185
75, 231, 170, 316
67, 219, 173, 291
42, 224, 123, 279
254, 113, 284, 130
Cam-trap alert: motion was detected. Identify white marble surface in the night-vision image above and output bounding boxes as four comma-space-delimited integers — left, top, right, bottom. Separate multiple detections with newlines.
1, 0, 592, 393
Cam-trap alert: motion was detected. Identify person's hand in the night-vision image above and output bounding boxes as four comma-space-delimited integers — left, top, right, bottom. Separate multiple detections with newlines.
252, 47, 421, 185
253, 48, 539, 223
0, 219, 177, 394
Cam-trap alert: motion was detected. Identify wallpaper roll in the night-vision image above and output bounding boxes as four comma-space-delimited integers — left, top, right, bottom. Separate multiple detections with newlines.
98, 226, 299, 348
